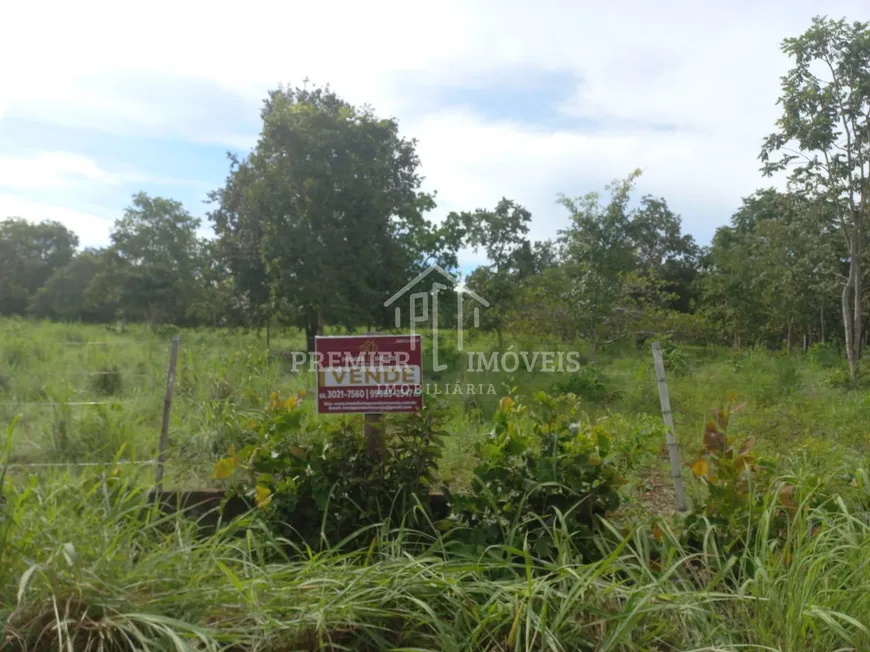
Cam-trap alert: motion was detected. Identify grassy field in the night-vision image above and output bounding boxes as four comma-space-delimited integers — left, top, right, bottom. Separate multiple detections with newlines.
1, 318, 867, 494
2, 318, 869, 650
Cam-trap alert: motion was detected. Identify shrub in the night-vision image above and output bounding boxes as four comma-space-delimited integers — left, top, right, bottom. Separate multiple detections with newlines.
447, 391, 624, 559
653, 335, 690, 376
550, 364, 617, 402
826, 365, 870, 390
807, 341, 840, 368
605, 412, 669, 474
215, 389, 625, 561
675, 395, 843, 557
774, 357, 803, 396
214, 391, 446, 548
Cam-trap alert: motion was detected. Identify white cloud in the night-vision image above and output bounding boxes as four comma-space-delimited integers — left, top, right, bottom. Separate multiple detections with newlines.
2, 0, 867, 250
0, 152, 115, 190
0, 194, 113, 245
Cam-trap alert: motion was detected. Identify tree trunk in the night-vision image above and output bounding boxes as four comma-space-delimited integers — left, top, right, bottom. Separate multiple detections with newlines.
305, 326, 316, 353
266, 322, 271, 351
305, 306, 323, 352
843, 220, 862, 381
497, 327, 504, 352
820, 300, 825, 344
786, 317, 793, 355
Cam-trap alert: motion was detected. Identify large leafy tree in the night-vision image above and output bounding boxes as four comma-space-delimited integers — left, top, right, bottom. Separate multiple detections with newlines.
210, 84, 443, 349
0, 218, 78, 316
761, 16, 870, 379
104, 193, 204, 325
208, 153, 273, 330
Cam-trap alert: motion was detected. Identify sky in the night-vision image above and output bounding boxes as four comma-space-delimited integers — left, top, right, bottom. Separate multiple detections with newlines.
1, 0, 867, 271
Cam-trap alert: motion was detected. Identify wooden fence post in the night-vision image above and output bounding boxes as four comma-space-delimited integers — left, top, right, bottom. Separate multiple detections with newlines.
363, 331, 386, 461
155, 336, 180, 491
364, 413, 386, 461
651, 342, 688, 512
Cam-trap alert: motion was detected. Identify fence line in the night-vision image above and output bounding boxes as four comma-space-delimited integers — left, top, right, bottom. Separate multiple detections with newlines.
6, 459, 159, 469
56, 340, 166, 347
0, 399, 154, 408
17, 371, 154, 377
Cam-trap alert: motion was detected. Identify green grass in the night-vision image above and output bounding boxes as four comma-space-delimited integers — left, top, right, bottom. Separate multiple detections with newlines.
1, 463, 867, 650
2, 319, 870, 649
1, 319, 867, 494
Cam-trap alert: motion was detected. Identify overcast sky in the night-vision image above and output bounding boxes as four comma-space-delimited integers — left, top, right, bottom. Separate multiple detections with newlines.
1, 1, 867, 269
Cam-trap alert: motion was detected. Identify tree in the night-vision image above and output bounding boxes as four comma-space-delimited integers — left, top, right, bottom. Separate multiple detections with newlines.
29, 249, 117, 322
210, 84, 440, 350
701, 189, 841, 349
449, 199, 534, 349
761, 16, 870, 379
0, 218, 78, 316
186, 240, 238, 328
511, 264, 577, 342
105, 193, 204, 325
208, 153, 273, 331
701, 224, 764, 347
628, 196, 700, 313
557, 171, 640, 352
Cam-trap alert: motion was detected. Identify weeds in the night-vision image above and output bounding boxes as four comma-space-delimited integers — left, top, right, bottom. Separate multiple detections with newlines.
1, 320, 869, 649
1, 464, 867, 651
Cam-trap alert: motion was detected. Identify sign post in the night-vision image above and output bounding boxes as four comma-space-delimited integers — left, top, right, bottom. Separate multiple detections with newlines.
315, 334, 424, 455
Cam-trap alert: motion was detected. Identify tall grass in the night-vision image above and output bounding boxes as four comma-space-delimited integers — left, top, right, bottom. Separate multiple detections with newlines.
1, 461, 867, 650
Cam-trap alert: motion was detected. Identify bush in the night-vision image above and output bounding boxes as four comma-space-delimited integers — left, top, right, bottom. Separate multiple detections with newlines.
826, 365, 870, 390
215, 389, 625, 561
605, 412, 669, 474
447, 391, 624, 559
215, 391, 446, 548
653, 336, 690, 376
550, 364, 616, 402
807, 341, 840, 368
675, 395, 844, 557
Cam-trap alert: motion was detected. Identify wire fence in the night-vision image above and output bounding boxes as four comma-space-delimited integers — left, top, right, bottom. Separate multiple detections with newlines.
1, 336, 181, 485
6, 459, 159, 470
2, 335, 836, 504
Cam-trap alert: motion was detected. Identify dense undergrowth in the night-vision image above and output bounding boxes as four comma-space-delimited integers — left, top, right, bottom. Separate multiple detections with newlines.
1, 454, 868, 650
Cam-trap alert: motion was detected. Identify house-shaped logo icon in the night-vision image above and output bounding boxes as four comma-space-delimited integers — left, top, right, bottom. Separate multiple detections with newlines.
385, 263, 489, 354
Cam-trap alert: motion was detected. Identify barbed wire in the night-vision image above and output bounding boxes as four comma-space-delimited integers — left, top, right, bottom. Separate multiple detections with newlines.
0, 399, 154, 408
54, 340, 167, 347
5, 373, 155, 381
6, 459, 159, 469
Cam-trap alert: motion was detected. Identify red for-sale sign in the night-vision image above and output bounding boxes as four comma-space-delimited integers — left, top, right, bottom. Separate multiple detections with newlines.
315, 335, 423, 414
